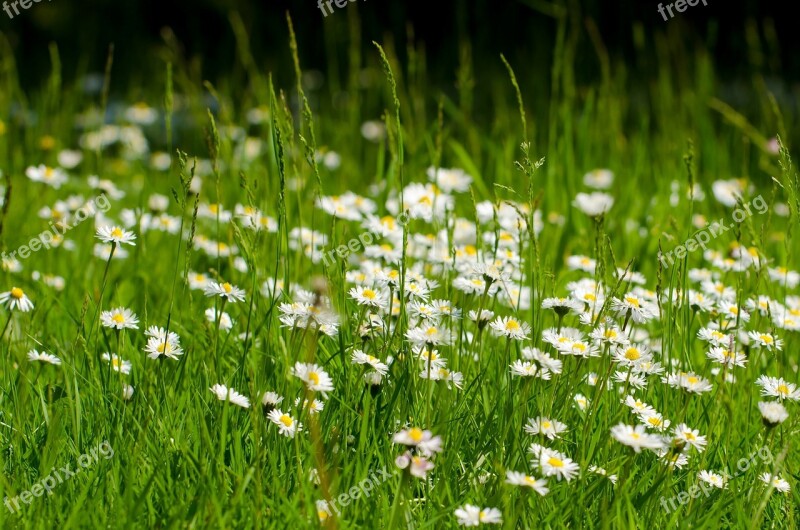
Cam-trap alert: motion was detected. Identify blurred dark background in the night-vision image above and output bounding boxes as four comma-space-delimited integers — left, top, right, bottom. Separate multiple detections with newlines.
0, 0, 796, 94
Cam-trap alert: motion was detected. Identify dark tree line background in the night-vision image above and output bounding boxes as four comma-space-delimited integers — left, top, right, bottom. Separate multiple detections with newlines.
0, 0, 796, 96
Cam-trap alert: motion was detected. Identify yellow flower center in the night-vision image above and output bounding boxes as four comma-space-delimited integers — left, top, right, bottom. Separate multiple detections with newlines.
408, 428, 424, 443
624, 348, 640, 361
308, 372, 320, 386
10, 287, 24, 299
777, 384, 790, 396
542, 421, 551, 429
547, 457, 564, 468
760, 335, 773, 344
687, 376, 699, 385
505, 320, 520, 331
279, 414, 293, 427
222, 283, 232, 293
110, 227, 124, 238
112, 313, 125, 324
625, 296, 640, 308
362, 289, 376, 300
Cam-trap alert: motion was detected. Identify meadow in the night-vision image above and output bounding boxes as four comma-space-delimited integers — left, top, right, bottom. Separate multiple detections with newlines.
0, 7, 799, 529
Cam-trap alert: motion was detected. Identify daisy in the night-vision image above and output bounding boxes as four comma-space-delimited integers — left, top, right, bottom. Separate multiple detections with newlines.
697, 327, 731, 347
588, 466, 618, 484
755, 375, 800, 401
663, 372, 713, 394
537, 448, 580, 482
573, 191, 614, 216
698, 470, 726, 489
351, 350, 389, 375
583, 169, 614, 189
100, 307, 140, 330
101, 353, 132, 374
510, 360, 551, 380
706, 347, 747, 368
610, 423, 665, 453
209, 384, 250, 408
748, 332, 783, 351
205, 307, 234, 331
758, 401, 789, 426
524, 417, 567, 439
611, 294, 657, 323
25, 165, 68, 188
612, 370, 647, 390
759, 472, 791, 493
672, 423, 707, 452
0, 287, 34, 312
541, 297, 583, 316
268, 409, 302, 437
590, 324, 629, 346
392, 427, 443, 457
291, 362, 335, 396
624, 395, 656, 417
144, 332, 184, 360
95, 225, 137, 246
419, 367, 464, 389
395, 451, 436, 479
406, 325, 450, 347
27, 349, 61, 365
522, 347, 563, 374
349, 285, 388, 310
261, 391, 284, 413
454, 505, 502, 526
204, 281, 246, 303
613, 344, 652, 367
640, 412, 671, 432
505, 471, 549, 495
489, 316, 531, 340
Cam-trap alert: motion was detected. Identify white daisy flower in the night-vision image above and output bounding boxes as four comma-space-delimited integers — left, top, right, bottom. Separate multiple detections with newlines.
0, 287, 34, 312
758, 472, 791, 493
291, 362, 335, 396
95, 225, 137, 246
209, 384, 250, 408
101, 353, 131, 374
524, 417, 567, 439
610, 423, 665, 453
351, 350, 389, 375
27, 349, 61, 365
537, 448, 580, 482
489, 316, 531, 340
755, 375, 800, 401
204, 281, 246, 303
698, 470, 726, 489
454, 504, 502, 526
268, 409, 302, 437
392, 427, 443, 457
758, 401, 789, 425
100, 307, 140, 330
504, 471, 549, 495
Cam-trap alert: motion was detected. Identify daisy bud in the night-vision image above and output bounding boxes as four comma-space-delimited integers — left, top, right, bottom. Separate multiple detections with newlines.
395, 452, 411, 470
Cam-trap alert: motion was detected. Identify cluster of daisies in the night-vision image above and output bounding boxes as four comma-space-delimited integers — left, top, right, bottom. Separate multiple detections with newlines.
5, 137, 797, 527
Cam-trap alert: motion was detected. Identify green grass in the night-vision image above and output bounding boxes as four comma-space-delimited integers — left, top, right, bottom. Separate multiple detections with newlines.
0, 8, 799, 530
